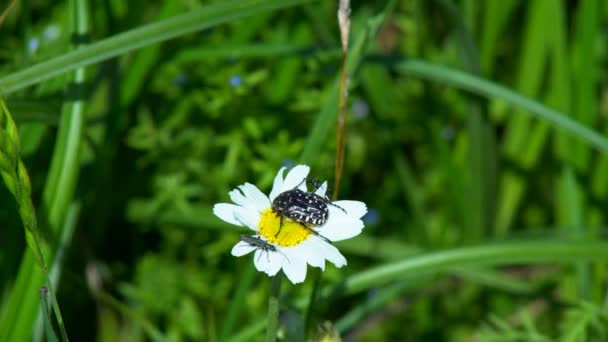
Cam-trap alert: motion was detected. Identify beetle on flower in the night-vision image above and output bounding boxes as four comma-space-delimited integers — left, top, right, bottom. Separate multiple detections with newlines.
213, 165, 367, 284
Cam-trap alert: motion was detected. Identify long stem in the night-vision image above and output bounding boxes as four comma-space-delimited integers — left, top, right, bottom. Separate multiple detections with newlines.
39, 287, 59, 342
303, 269, 321, 338
334, 0, 350, 200
265, 275, 282, 342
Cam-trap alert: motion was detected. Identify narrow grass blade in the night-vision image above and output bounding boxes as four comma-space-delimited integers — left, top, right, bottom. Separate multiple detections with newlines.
39, 287, 59, 342
332, 239, 608, 296
0, 0, 313, 94
394, 60, 608, 153
219, 266, 257, 341
0, 0, 91, 339
93, 290, 167, 342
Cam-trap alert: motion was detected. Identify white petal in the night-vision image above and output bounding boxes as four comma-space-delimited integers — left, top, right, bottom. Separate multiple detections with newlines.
332, 200, 367, 219
281, 165, 310, 194
213, 203, 243, 226
317, 205, 365, 241
229, 188, 248, 206
239, 183, 270, 212
253, 249, 270, 272
269, 167, 286, 201
234, 208, 261, 231
231, 241, 256, 257
228, 189, 246, 206
320, 241, 347, 268
281, 249, 308, 284
314, 181, 328, 197
318, 218, 364, 241
264, 251, 284, 276
300, 238, 325, 270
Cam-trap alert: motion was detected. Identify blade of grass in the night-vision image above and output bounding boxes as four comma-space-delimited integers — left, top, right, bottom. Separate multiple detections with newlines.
393, 60, 608, 153
174, 43, 340, 61
439, 0, 496, 242
557, 167, 589, 300
498, 0, 568, 235
93, 290, 167, 342
560, 0, 599, 170
0, 0, 91, 339
479, 0, 519, 74
227, 319, 267, 342
328, 239, 608, 297
335, 279, 423, 333
119, 0, 182, 106
0, 0, 17, 28
233, 238, 608, 340
219, 266, 257, 341
0, 97, 68, 342
0, 0, 314, 94
39, 287, 59, 342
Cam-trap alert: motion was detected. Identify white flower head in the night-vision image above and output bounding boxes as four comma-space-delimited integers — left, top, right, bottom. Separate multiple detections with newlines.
213, 165, 367, 284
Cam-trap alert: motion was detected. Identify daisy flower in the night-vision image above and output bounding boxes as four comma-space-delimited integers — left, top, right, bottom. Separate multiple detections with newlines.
213, 165, 367, 284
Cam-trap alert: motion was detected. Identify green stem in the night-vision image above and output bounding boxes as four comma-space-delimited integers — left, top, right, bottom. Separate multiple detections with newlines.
265, 275, 282, 342
39, 287, 59, 342
303, 269, 321, 338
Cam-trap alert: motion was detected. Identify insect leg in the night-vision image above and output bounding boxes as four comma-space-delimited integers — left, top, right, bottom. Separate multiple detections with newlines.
300, 222, 332, 244
328, 202, 348, 214
274, 214, 284, 237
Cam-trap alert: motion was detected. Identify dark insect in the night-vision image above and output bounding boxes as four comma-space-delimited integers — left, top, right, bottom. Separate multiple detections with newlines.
240, 234, 277, 252
271, 178, 347, 243
273, 178, 346, 226
239, 234, 288, 262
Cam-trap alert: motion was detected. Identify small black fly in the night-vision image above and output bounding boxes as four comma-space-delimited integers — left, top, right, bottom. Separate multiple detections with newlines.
239, 234, 289, 263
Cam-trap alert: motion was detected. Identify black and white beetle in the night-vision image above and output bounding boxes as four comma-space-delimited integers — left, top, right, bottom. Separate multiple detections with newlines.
271, 178, 347, 242
272, 178, 346, 226
239, 234, 288, 262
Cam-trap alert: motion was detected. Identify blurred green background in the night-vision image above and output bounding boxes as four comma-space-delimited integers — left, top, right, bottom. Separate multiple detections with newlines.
2, 0, 608, 341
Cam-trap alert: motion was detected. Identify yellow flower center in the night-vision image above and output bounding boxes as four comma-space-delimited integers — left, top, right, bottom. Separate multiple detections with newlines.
258, 208, 311, 247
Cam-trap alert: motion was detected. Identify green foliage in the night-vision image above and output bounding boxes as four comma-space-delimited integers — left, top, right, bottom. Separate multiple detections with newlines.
1, 0, 608, 341
476, 302, 608, 342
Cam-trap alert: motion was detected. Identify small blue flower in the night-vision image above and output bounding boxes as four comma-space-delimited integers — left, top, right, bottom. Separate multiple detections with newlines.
362, 208, 379, 226
43, 25, 61, 41
27, 38, 39, 54
352, 99, 369, 119
174, 73, 188, 87
229, 75, 243, 88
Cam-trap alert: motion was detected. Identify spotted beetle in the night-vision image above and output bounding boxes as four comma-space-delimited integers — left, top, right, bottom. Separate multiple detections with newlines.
271, 178, 347, 242
272, 178, 346, 226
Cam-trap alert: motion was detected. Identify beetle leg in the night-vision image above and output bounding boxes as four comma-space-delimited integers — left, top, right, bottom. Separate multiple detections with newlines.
274, 213, 284, 237
328, 201, 347, 214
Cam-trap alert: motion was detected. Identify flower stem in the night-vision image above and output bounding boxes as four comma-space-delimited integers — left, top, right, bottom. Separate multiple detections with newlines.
304, 268, 321, 338
265, 275, 282, 342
